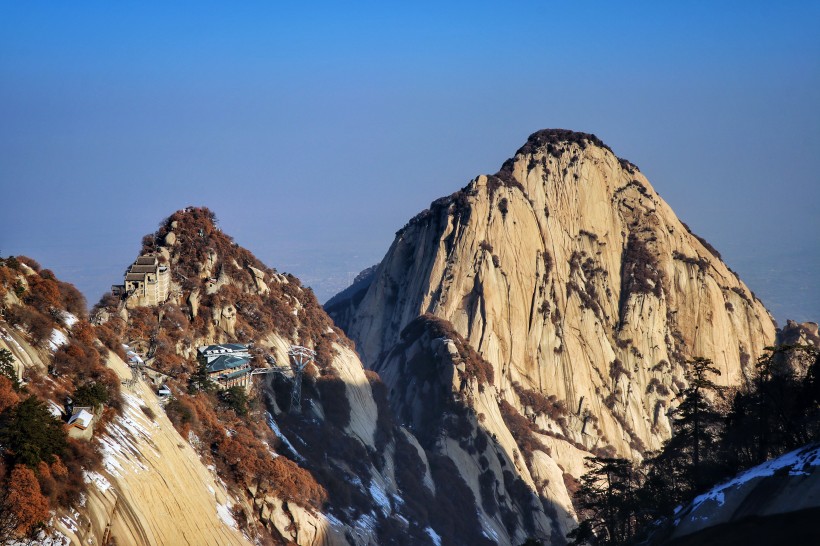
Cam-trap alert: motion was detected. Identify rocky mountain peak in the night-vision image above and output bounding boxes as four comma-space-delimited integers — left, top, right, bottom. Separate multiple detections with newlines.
329, 130, 778, 524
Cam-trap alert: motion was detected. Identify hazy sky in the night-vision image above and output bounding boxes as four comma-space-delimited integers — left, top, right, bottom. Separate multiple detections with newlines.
1, 1, 818, 325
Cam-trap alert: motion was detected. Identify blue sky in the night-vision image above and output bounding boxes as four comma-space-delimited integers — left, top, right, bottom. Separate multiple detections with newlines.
1, 1, 818, 324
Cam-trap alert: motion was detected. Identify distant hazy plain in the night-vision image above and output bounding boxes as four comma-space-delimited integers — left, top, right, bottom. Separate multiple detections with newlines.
1, 2, 817, 326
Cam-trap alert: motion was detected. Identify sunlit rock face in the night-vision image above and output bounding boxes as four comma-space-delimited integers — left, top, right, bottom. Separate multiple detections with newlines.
329, 129, 777, 524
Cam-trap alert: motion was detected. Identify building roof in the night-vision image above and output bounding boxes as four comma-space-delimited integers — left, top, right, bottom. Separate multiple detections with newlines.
219, 368, 252, 381
125, 273, 147, 281
68, 408, 93, 429
198, 343, 249, 355
206, 354, 251, 373
135, 256, 158, 265
129, 264, 157, 273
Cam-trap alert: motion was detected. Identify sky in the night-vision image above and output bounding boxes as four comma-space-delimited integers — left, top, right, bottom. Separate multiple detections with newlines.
1, 1, 818, 325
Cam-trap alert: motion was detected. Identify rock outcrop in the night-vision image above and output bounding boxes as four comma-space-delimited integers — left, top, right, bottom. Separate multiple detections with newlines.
329, 129, 778, 529
658, 443, 820, 545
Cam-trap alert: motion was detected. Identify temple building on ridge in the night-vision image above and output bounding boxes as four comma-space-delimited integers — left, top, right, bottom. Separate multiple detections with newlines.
111, 254, 170, 308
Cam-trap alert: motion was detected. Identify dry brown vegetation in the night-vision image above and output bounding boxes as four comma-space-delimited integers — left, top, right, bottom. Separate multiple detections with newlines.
621, 234, 663, 301
401, 313, 494, 387
0, 258, 120, 542
498, 399, 551, 466
511, 381, 568, 427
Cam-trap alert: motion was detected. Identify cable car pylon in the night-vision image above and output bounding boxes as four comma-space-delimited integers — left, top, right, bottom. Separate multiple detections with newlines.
287, 345, 315, 413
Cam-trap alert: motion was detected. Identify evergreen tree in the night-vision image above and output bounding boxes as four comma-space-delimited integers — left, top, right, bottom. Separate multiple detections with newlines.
567, 457, 643, 545
721, 344, 820, 471
72, 381, 109, 408
189, 362, 216, 393
0, 396, 67, 467
220, 385, 250, 416
666, 357, 724, 493
0, 349, 18, 391
568, 349, 820, 545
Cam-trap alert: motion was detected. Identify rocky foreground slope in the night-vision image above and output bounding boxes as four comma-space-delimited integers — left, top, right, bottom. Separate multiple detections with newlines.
0, 258, 251, 546
328, 129, 778, 531
663, 443, 820, 545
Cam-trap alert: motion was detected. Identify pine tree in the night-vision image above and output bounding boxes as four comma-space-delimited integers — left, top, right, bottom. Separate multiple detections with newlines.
640, 356, 725, 515
722, 344, 820, 471
567, 457, 643, 545
189, 362, 216, 393
0, 396, 67, 467
0, 349, 18, 391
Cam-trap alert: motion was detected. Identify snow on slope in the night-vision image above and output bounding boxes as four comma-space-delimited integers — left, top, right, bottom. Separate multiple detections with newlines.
672, 443, 820, 539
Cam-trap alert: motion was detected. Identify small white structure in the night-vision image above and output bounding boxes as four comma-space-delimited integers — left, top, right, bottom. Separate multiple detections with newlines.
66, 406, 94, 439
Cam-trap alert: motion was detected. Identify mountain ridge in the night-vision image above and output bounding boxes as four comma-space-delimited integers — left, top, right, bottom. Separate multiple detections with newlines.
86, 206, 566, 545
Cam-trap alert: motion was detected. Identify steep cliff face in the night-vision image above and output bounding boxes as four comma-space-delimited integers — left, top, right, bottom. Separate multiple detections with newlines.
373, 314, 577, 545
329, 129, 777, 498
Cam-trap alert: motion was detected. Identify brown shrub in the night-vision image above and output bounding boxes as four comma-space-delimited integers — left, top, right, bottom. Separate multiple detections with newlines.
5, 306, 54, 347
94, 322, 126, 360
3, 464, 50, 535
24, 273, 62, 315
56, 281, 86, 318
265, 457, 327, 510
0, 377, 20, 414
498, 399, 550, 466
511, 382, 568, 425
15, 256, 41, 272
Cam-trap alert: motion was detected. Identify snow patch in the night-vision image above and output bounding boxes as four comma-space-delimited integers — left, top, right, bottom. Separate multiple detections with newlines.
683, 444, 820, 521
479, 511, 501, 543
0, 327, 27, 355
425, 527, 442, 546
97, 391, 159, 477
61, 312, 78, 328
369, 481, 391, 516
84, 471, 112, 494
216, 502, 237, 528
354, 513, 377, 533
49, 329, 67, 351
266, 412, 303, 461
18, 528, 71, 546
48, 401, 64, 417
